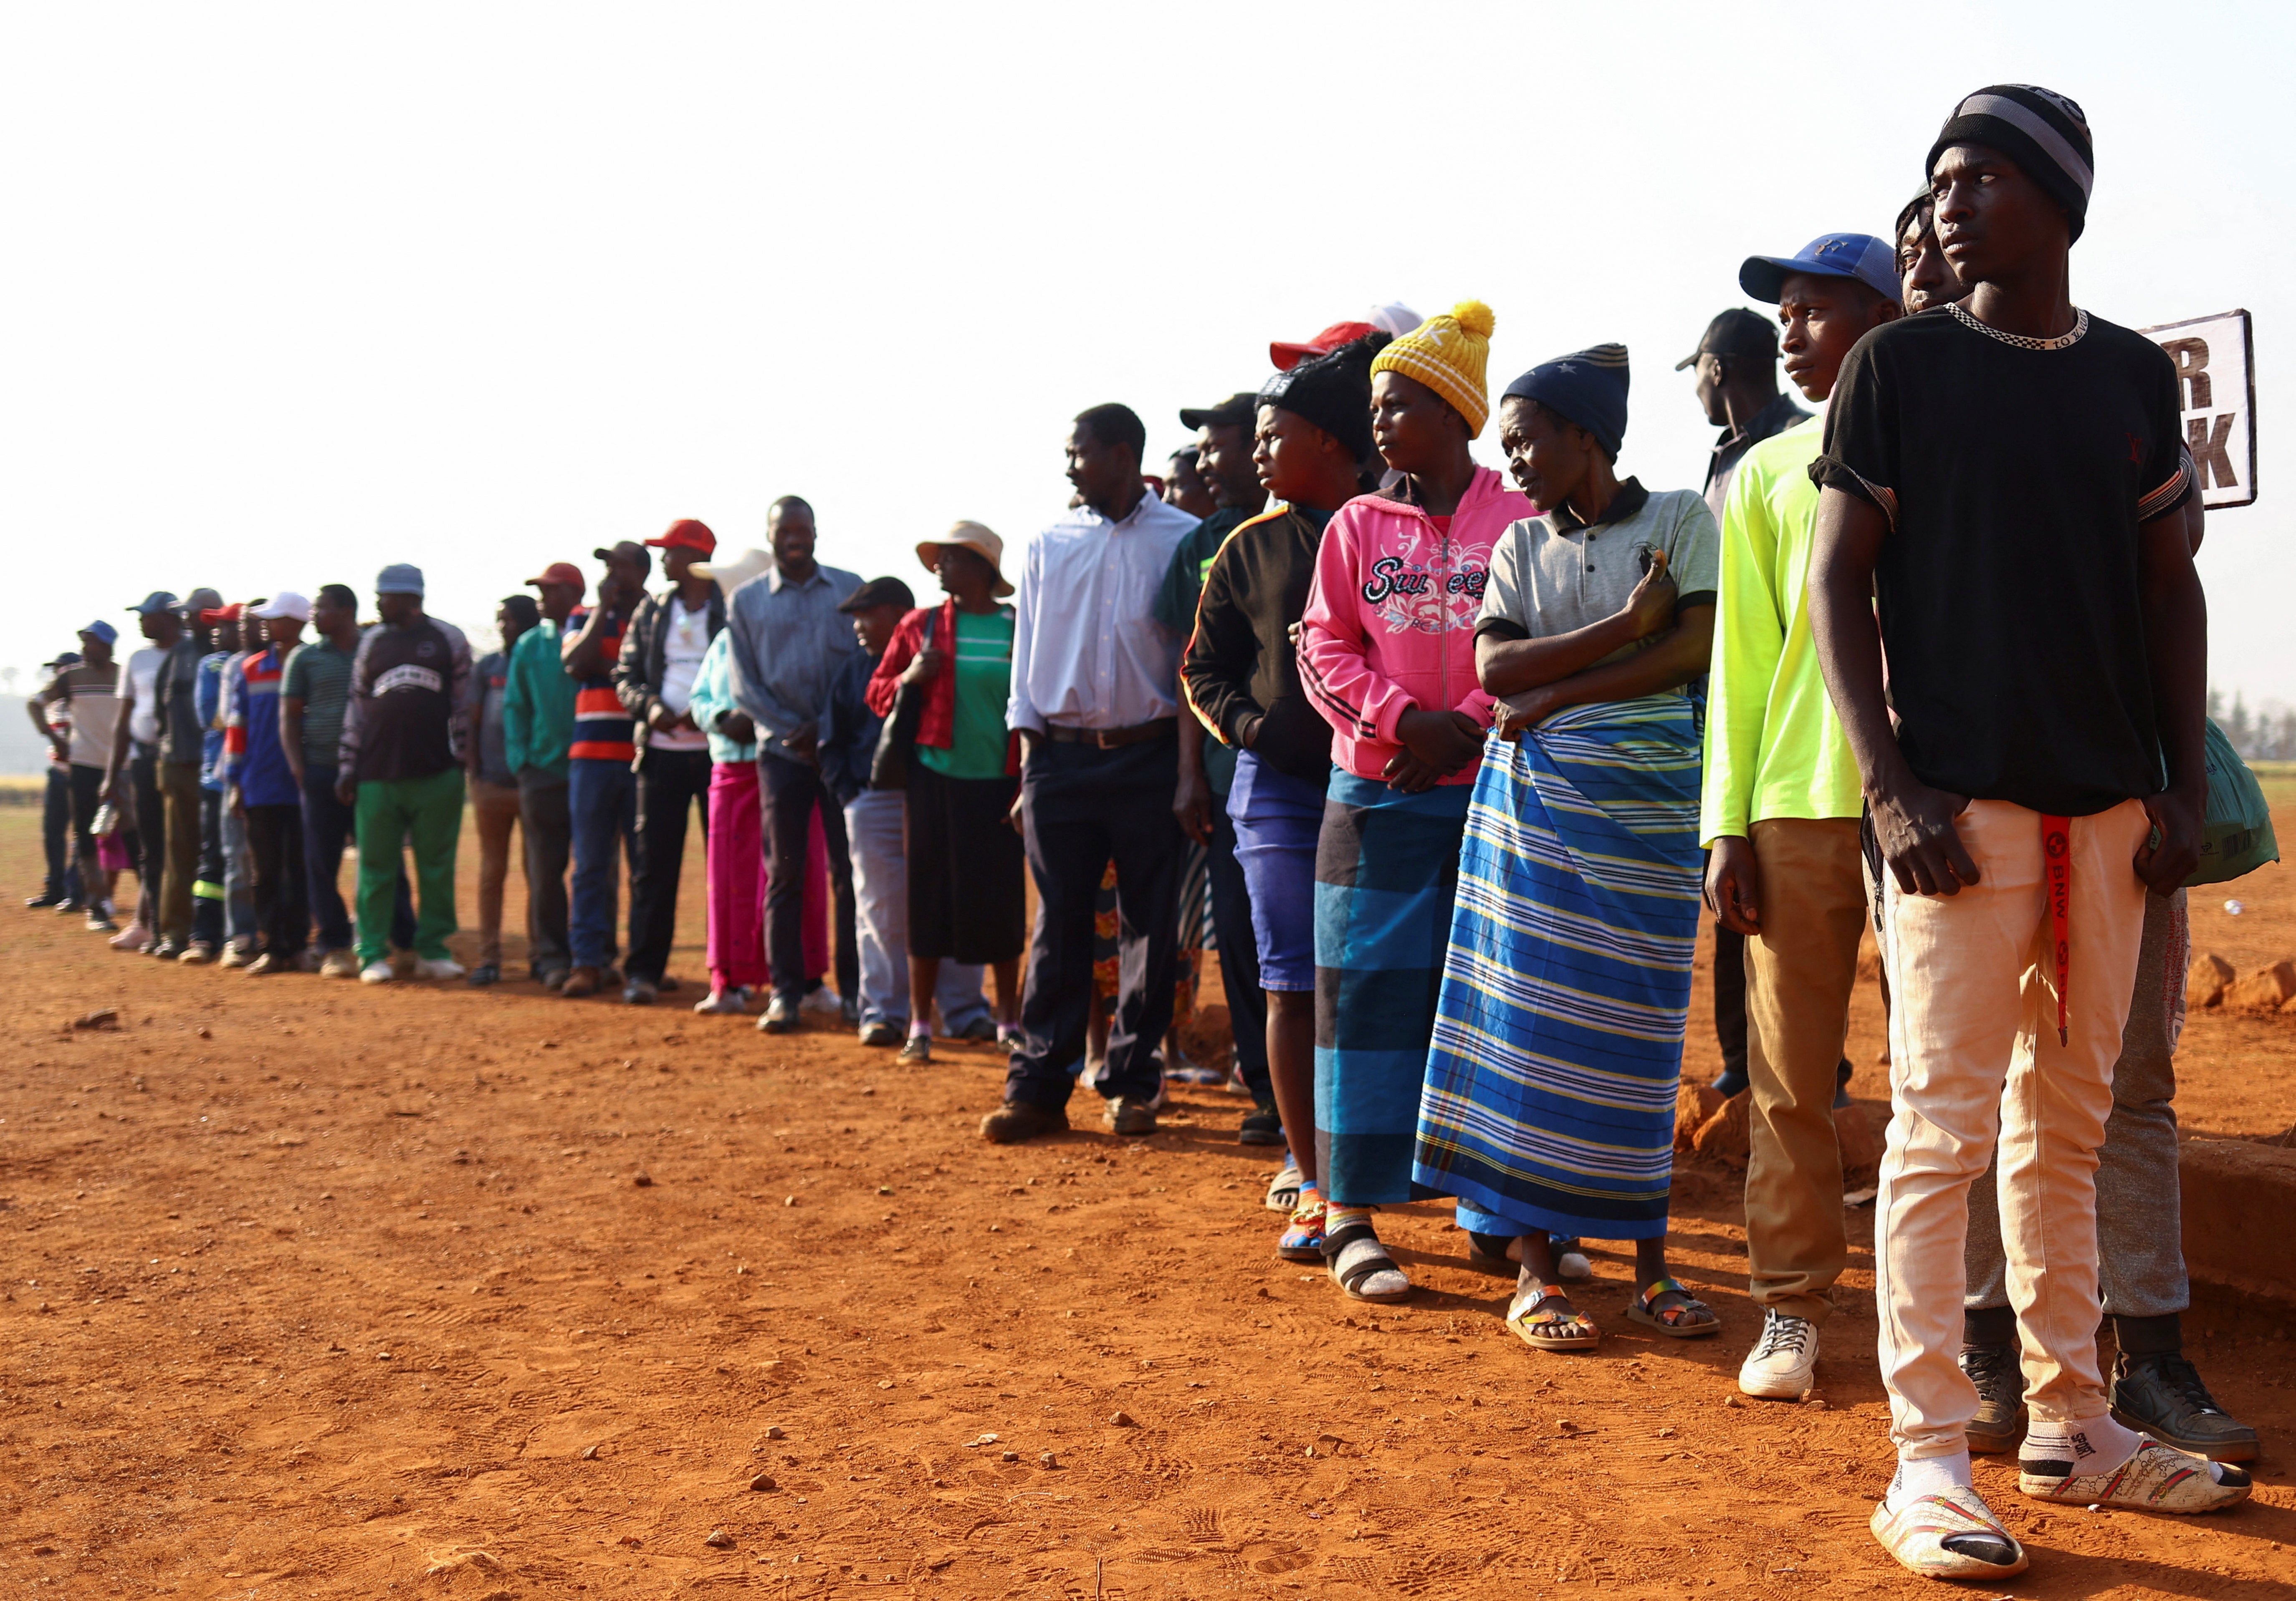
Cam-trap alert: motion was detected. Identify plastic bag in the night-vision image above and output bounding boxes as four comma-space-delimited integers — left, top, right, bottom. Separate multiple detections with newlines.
2185, 718, 2279, 886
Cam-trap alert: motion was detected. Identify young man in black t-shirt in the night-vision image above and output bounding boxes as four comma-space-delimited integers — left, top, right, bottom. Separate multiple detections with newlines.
1808, 86, 2245, 1580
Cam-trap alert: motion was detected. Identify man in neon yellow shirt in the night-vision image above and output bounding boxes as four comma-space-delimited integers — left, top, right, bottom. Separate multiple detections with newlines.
1699, 233, 1900, 1402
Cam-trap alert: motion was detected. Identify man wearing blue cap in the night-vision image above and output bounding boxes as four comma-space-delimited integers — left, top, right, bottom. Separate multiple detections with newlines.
1811, 86, 2244, 1578
1697, 233, 1900, 1407
37, 624, 123, 929
337, 564, 473, 983
101, 591, 182, 952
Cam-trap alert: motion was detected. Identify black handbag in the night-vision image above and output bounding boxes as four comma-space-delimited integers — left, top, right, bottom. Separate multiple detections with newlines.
867, 611, 937, 791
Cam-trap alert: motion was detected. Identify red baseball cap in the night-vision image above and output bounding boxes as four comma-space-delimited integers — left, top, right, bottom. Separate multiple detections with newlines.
645, 518, 718, 556
1269, 319, 1377, 372
198, 603, 245, 625
524, 561, 587, 597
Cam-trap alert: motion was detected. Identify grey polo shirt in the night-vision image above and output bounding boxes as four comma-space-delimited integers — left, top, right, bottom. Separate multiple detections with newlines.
1475, 478, 1719, 665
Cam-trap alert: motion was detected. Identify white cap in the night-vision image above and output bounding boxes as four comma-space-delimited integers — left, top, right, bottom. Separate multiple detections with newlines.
254, 591, 312, 622
690, 547, 774, 594
1368, 302, 1423, 337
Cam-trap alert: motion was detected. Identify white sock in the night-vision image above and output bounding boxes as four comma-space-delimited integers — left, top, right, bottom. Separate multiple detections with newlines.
1885, 1450, 1972, 1513
2019, 1412, 2218, 1480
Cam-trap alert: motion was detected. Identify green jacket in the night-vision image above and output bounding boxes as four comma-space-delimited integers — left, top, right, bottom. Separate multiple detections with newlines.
502, 619, 576, 778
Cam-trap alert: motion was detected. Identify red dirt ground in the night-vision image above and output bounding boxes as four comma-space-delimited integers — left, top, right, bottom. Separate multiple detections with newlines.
1, 796, 2292, 1599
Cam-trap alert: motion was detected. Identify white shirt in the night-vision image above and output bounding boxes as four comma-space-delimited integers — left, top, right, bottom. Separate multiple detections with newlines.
652, 597, 712, 752
1005, 492, 1197, 734
123, 647, 162, 747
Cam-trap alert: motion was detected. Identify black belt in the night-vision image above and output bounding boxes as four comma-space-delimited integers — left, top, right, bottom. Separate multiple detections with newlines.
1040, 717, 1177, 749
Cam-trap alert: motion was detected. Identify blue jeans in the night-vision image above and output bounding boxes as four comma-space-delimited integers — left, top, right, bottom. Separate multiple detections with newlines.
569, 756, 639, 970
844, 788, 989, 1032
302, 762, 414, 954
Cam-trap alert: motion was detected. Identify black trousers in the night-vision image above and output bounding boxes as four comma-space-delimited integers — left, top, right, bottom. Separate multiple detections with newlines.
1005, 732, 1186, 1110
629, 748, 711, 984
129, 745, 162, 930
244, 802, 309, 959
1713, 923, 1749, 1083
192, 787, 226, 947
1206, 794, 1271, 1104
69, 764, 105, 908
518, 770, 572, 978
759, 753, 855, 1002
41, 765, 76, 902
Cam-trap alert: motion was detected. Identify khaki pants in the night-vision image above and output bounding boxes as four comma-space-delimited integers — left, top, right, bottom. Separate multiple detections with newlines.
470, 778, 525, 968
159, 760, 203, 944
1743, 817, 1866, 1323
1873, 797, 2149, 1459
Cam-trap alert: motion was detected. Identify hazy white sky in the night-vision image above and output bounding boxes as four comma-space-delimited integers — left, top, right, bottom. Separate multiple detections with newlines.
5, 1, 2289, 707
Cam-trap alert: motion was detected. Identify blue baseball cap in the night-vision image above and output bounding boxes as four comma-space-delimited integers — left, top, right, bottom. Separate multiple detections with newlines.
128, 590, 178, 615
81, 619, 119, 645
1739, 234, 1900, 304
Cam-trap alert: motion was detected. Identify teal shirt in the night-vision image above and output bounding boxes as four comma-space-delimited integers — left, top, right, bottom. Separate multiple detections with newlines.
502, 619, 577, 778
687, 629, 759, 765
917, 609, 1014, 780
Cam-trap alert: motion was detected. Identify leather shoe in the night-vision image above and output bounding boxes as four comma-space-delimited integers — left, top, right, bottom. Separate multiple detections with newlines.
980, 1101, 1068, 1144
559, 965, 602, 999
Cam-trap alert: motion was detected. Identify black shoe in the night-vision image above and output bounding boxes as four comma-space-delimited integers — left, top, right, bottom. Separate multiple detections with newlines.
25, 891, 65, 908
2110, 1352, 2260, 1462
466, 963, 501, 987
957, 1014, 1001, 1043
537, 968, 569, 992
1237, 1104, 1284, 1146
657, 973, 681, 993
151, 939, 187, 961
859, 1021, 902, 1048
623, 977, 658, 1006
1960, 1342, 2026, 1454
840, 995, 860, 1028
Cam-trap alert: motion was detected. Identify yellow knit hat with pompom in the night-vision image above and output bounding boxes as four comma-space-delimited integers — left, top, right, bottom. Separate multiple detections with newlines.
1369, 299, 1496, 436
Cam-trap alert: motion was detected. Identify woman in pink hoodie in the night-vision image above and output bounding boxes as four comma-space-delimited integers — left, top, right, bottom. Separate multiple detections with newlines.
1297, 301, 1535, 1303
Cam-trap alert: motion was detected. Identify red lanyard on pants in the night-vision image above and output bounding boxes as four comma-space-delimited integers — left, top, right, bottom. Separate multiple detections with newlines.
2042, 814, 2071, 1046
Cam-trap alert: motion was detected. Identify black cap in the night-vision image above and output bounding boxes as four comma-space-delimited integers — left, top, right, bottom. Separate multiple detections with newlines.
592, 540, 653, 577
1674, 308, 1778, 372
837, 576, 916, 615
1178, 392, 1258, 432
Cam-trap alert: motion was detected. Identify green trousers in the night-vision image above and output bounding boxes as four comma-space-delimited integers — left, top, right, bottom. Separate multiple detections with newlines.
354, 769, 464, 962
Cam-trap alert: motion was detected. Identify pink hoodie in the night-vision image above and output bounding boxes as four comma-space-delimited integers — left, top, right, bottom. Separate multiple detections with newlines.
1300, 465, 1535, 784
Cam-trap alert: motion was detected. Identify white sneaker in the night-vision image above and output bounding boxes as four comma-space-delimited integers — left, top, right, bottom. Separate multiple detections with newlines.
412, 957, 465, 981
359, 960, 395, 985
693, 985, 748, 1015
1739, 1308, 1820, 1399
800, 985, 843, 1015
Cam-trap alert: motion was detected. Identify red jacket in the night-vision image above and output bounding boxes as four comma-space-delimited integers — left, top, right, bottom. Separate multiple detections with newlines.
865, 601, 1020, 777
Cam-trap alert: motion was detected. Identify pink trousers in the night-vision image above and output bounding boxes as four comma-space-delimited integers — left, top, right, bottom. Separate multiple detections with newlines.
706, 761, 828, 992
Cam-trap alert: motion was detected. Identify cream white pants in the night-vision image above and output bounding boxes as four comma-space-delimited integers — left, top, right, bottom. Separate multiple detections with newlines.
1872, 797, 2150, 1459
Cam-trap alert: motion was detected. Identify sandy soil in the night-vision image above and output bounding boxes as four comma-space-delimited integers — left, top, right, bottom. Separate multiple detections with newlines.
1, 795, 2292, 1600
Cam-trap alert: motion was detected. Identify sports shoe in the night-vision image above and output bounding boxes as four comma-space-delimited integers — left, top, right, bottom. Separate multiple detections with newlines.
1961, 1342, 2026, 1455
1103, 1097, 1158, 1137
757, 994, 800, 1033
693, 987, 748, 1015
58, 898, 89, 916
466, 963, 501, 987
859, 1021, 902, 1047
177, 941, 217, 965
2018, 1434, 2250, 1512
1870, 1485, 2026, 1581
800, 985, 842, 1016
245, 951, 290, 976
559, 966, 601, 999
359, 960, 394, 984
897, 1034, 932, 1064
151, 938, 187, 960
25, 890, 65, 908
956, 1015, 1001, 1043
2110, 1352, 2260, 1462
980, 1101, 1067, 1144
109, 920, 151, 951
412, 957, 465, 982
622, 977, 657, 1006
318, 948, 359, 978
86, 910, 118, 933
1238, 1104, 1284, 1146
1739, 1309, 1821, 1399
218, 942, 254, 969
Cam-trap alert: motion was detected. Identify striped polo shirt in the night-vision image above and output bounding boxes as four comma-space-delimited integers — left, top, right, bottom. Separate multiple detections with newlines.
569, 609, 634, 763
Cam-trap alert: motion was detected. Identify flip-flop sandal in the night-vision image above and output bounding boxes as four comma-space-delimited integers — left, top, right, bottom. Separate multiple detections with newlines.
1323, 1223, 1410, 1303
1264, 1157, 1302, 1215
1275, 1196, 1326, 1263
1869, 1486, 2027, 1581
1626, 1277, 1721, 1338
1506, 1278, 1600, 1352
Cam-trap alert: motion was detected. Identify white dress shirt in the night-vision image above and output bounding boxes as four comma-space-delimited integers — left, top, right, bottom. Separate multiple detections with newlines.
1006, 492, 1198, 734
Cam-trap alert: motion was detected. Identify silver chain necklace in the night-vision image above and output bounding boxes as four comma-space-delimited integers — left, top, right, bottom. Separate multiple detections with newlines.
1949, 300, 2089, 351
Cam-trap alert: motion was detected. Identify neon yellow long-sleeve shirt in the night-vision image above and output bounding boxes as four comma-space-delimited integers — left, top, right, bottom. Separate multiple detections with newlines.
1698, 418, 1864, 843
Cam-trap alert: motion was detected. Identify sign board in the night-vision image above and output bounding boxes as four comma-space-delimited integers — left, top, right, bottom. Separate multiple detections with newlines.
2142, 309, 2256, 509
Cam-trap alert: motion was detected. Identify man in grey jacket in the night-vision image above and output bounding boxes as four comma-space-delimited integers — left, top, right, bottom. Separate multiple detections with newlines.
725, 495, 862, 1032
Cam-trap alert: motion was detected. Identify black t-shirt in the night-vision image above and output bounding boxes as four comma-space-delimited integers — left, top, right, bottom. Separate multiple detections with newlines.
154, 634, 207, 765
1813, 307, 2192, 817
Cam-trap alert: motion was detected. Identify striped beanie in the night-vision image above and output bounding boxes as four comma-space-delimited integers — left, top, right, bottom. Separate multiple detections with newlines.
1928, 84, 2093, 242
1502, 344, 1631, 462
1370, 299, 1496, 437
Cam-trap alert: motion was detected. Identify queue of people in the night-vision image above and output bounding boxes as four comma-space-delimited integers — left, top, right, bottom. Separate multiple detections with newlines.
20, 82, 2264, 1584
